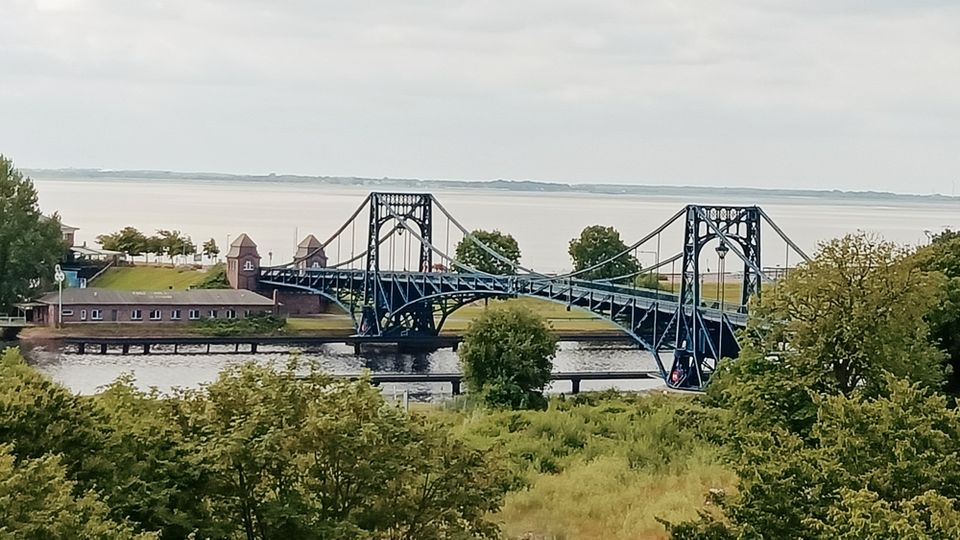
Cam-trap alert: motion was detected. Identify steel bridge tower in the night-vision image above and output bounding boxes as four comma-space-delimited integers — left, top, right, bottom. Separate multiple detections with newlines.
670, 205, 764, 389
360, 193, 434, 336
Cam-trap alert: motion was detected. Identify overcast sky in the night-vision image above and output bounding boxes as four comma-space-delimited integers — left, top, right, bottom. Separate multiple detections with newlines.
2, 0, 959, 194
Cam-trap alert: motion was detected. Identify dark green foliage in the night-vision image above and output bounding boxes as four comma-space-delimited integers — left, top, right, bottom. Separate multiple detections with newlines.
454, 229, 521, 275
194, 262, 230, 289
0, 156, 66, 311
913, 229, 960, 395
568, 225, 640, 283
0, 445, 155, 539
202, 237, 220, 260
194, 314, 285, 336
459, 304, 557, 409
155, 229, 196, 262
0, 348, 112, 489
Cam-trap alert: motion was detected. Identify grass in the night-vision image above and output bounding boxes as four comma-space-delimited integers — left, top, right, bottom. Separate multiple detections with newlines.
426, 393, 735, 540
92, 265, 213, 291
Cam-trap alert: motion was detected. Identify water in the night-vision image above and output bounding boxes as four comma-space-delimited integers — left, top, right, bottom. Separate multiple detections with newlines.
25, 341, 663, 397
24, 175, 960, 395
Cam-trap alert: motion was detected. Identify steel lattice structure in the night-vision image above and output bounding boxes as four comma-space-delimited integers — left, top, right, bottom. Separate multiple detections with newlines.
257, 192, 809, 391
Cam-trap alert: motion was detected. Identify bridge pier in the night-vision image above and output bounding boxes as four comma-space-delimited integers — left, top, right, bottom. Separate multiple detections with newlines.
143, 344, 150, 354
251, 343, 258, 354
100, 343, 107, 354
451, 380, 461, 395
570, 378, 581, 394
121, 344, 129, 354
77, 343, 85, 354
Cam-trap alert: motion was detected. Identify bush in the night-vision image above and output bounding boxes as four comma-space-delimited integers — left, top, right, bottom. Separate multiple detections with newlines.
458, 304, 557, 410
194, 315, 286, 336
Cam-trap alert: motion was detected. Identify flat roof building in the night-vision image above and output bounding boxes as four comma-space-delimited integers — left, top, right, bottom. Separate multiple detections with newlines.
33, 288, 275, 326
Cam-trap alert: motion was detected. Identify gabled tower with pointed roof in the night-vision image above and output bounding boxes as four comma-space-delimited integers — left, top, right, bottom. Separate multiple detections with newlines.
294, 234, 328, 270
226, 233, 261, 290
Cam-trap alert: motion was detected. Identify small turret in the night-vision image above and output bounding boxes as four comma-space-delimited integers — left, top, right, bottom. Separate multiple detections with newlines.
226, 233, 261, 290
295, 235, 327, 270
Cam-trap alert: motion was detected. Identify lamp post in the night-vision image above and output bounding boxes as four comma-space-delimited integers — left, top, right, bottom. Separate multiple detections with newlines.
715, 243, 729, 359
54, 264, 65, 329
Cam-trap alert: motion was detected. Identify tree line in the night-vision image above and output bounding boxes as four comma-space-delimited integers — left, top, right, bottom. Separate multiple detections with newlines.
454, 225, 648, 284
96, 227, 221, 263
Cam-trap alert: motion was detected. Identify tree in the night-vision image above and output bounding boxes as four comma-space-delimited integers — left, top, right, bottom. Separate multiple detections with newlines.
155, 230, 196, 264
459, 304, 558, 409
707, 233, 946, 436
0, 156, 66, 311
143, 235, 165, 263
172, 362, 505, 539
454, 230, 521, 275
668, 377, 960, 539
0, 348, 112, 489
202, 238, 220, 261
96, 226, 148, 257
568, 225, 640, 282
0, 445, 155, 539
93, 377, 219, 538
912, 229, 960, 395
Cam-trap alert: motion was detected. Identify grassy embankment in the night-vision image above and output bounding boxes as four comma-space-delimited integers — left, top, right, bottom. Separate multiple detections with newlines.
91, 265, 212, 290
429, 393, 734, 540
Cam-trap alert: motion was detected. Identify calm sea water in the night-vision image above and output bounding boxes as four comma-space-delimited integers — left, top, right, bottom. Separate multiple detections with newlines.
24, 176, 960, 396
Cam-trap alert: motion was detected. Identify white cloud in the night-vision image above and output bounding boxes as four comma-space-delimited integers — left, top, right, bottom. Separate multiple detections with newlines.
1, 0, 959, 193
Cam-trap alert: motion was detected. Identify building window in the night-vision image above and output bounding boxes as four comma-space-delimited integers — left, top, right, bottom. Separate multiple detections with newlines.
150, 310, 162, 321
244, 309, 252, 317
171, 309, 181, 320
208, 310, 218, 319
225, 309, 237, 319
243, 260, 254, 271
131, 310, 142, 321
61, 309, 74, 316
188, 309, 200, 320
80, 309, 87, 321
91, 309, 103, 321
311, 261, 320, 268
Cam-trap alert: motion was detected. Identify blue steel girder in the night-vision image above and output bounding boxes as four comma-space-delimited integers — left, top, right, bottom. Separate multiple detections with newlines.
260, 267, 750, 383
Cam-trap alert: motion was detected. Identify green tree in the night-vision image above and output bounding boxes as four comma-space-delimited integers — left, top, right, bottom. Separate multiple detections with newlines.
172, 362, 505, 539
202, 237, 220, 261
913, 229, 960, 395
707, 233, 946, 436
668, 377, 960, 539
0, 348, 111, 490
0, 444, 156, 539
454, 230, 521, 275
94, 377, 220, 538
459, 304, 558, 409
143, 235, 165, 263
96, 226, 148, 257
568, 225, 640, 282
156, 230, 196, 263
0, 156, 66, 311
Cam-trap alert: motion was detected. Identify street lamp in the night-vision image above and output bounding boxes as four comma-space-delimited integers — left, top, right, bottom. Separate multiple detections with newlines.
715, 243, 729, 359
54, 264, 65, 329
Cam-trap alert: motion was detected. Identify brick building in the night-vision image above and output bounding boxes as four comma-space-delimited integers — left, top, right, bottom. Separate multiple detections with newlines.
227, 233, 329, 316
34, 288, 275, 326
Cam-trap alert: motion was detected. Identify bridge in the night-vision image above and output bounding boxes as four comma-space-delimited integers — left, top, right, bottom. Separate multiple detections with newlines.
238, 192, 809, 391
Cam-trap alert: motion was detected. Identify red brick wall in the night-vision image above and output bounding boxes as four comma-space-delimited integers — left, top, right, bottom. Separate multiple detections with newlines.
273, 291, 328, 316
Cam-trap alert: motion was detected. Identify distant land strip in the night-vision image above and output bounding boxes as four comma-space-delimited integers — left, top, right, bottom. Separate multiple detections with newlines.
24, 168, 960, 203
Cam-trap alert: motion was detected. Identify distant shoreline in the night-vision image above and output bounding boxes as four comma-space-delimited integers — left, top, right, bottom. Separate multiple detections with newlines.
24, 167, 960, 204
